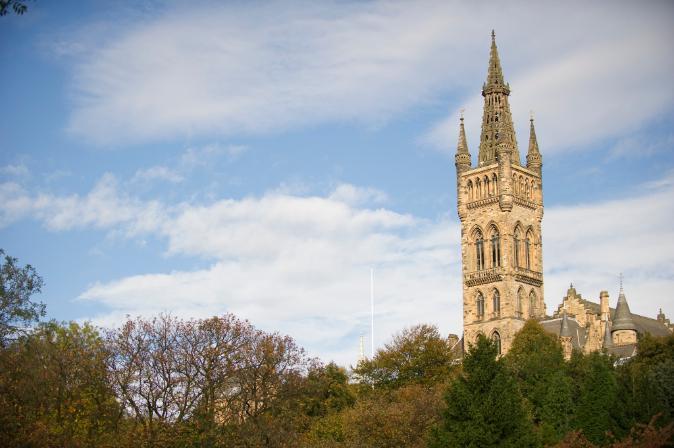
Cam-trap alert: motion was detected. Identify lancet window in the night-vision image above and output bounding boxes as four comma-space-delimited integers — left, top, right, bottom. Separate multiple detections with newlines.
475, 230, 485, 271
476, 292, 485, 319
492, 289, 500, 316
513, 227, 522, 268
529, 291, 537, 318
490, 228, 501, 268
491, 331, 501, 355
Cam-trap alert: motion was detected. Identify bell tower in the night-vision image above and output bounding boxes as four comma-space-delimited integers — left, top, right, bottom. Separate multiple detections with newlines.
455, 31, 545, 354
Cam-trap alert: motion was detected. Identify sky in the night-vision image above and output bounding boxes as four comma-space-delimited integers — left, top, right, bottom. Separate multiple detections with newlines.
1, 0, 673, 366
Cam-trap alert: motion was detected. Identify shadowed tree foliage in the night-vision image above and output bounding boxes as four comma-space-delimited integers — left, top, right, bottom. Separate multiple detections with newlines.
505, 320, 573, 444
429, 334, 538, 448
0, 248, 45, 346
0, 0, 29, 16
573, 352, 623, 444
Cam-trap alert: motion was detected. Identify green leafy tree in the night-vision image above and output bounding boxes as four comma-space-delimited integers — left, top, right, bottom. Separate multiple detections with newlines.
353, 324, 459, 389
574, 352, 622, 444
301, 362, 355, 418
429, 334, 538, 448
0, 321, 120, 448
616, 333, 674, 427
506, 320, 572, 444
0, 249, 45, 346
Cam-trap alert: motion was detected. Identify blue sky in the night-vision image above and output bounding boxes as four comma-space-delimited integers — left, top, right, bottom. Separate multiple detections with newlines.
1, 0, 673, 365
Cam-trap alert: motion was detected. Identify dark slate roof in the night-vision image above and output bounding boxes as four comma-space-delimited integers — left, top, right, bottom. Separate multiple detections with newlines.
607, 343, 637, 359
579, 299, 670, 337
541, 317, 585, 350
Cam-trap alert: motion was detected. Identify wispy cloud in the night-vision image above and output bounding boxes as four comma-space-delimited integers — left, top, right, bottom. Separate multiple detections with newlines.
63, 1, 674, 153
0, 164, 29, 178
132, 165, 184, 184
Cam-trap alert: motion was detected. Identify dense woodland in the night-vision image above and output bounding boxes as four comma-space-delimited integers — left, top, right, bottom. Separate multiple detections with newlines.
1, 249, 673, 447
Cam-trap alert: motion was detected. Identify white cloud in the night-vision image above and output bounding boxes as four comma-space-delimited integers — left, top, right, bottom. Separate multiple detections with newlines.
3, 169, 674, 365
63, 1, 674, 152
132, 165, 184, 184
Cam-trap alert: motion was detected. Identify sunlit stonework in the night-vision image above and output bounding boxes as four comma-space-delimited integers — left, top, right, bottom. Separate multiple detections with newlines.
456, 32, 672, 358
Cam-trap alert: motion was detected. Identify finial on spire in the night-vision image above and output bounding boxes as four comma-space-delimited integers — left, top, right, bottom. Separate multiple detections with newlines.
570, 282, 573, 288
619, 272, 624, 294
460, 108, 465, 121
491, 29, 495, 40
530, 110, 534, 122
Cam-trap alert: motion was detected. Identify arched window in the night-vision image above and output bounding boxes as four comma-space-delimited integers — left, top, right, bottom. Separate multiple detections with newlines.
492, 331, 502, 355
476, 292, 485, 319
525, 230, 533, 270
490, 228, 501, 268
492, 289, 500, 316
517, 288, 525, 318
492, 173, 498, 195
484, 176, 490, 197
475, 230, 485, 271
513, 227, 522, 268
476, 178, 482, 199
513, 175, 518, 195
529, 291, 537, 318
467, 180, 474, 201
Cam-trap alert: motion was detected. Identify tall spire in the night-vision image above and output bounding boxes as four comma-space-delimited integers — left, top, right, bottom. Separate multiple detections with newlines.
455, 112, 471, 172
526, 113, 542, 175
485, 30, 505, 90
477, 31, 520, 167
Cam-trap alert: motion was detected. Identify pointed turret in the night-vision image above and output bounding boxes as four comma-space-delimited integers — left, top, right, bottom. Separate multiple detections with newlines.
612, 286, 636, 332
560, 311, 573, 338
559, 311, 573, 359
455, 115, 471, 173
526, 115, 542, 175
603, 319, 613, 348
477, 31, 520, 167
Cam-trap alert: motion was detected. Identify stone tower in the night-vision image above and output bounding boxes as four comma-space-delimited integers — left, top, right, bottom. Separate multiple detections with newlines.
455, 31, 545, 354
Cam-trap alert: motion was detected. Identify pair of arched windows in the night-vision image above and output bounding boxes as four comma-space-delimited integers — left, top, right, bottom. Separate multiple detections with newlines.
515, 287, 539, 319
474, 227, 501, 271
513, 227, 534, 270
476, 289, 500, 319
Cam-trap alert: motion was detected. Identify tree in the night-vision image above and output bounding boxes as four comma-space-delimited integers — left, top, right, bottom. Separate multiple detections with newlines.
0, 321, 120, 448
352, 324, 459, 389
0, 1, 29, 16
301, 362, 355, 418
428, 334, 538, 448
616, 333, 674, 429
0, 248, 45, 346
574, 352, 622, 444
506, 320, 572, 444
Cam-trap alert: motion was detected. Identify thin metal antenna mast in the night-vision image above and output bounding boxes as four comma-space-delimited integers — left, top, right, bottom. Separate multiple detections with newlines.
370, 268, 374, 358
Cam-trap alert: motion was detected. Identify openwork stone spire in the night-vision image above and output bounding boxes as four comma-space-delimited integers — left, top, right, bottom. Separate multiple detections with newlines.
526, 115, 542, 174
478, 31, 520, 167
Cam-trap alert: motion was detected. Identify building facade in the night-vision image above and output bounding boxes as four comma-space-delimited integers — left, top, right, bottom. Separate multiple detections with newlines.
455, 31, 545, 354
455, 32, 672, 357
